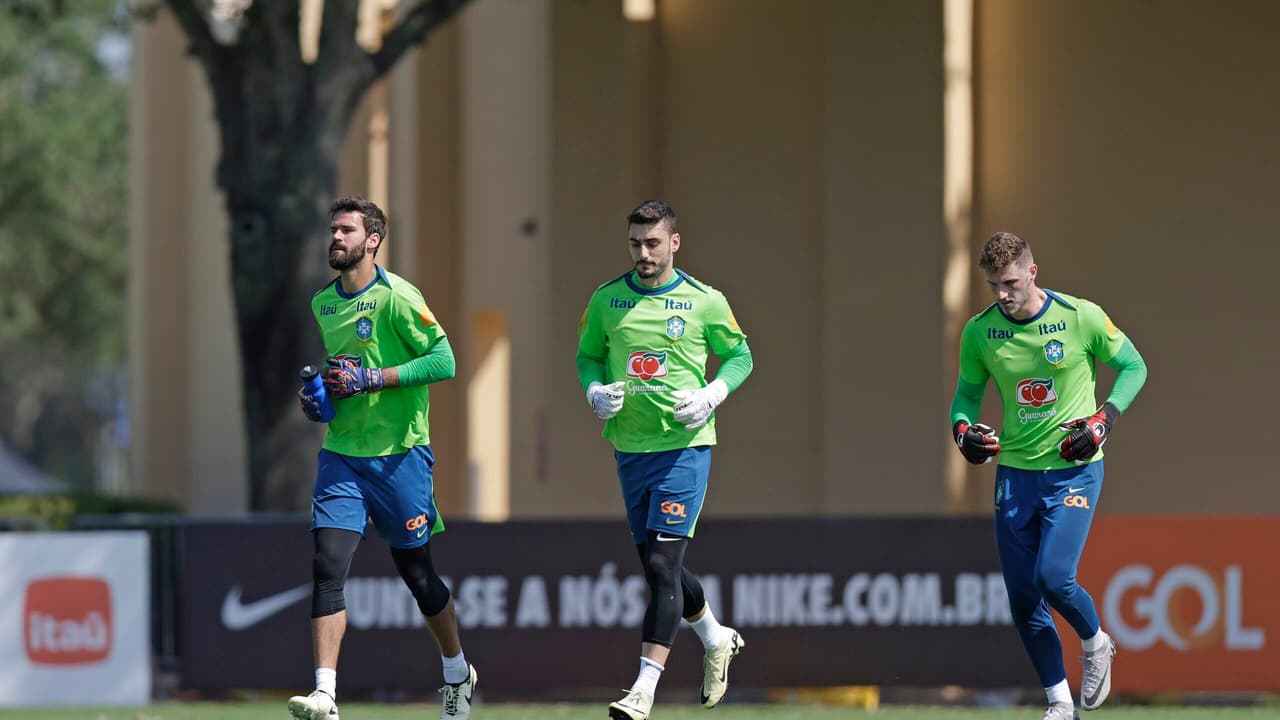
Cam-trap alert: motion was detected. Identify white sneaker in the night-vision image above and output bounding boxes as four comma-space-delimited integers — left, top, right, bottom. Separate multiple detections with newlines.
1080, 633, 1116, 710
609, 688, 654, 720
439, 664, 477, 719
287, 690, 338, 720
700, 628, 745, 708
1041, 702, 1079, 720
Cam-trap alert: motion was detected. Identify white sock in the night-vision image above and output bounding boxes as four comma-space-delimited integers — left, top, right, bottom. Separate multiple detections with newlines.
1045, 679, 1072, 706
442, 651, 469, 685
688, 606, 730, 650
1082, 629, 1109, 654
315, 667, 336, 698
631, 657, 664, 697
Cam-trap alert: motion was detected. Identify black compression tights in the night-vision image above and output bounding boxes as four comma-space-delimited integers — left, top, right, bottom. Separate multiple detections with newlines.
391, 541, 452, 617
637, 531, 705, 647
312, 528, 361, 618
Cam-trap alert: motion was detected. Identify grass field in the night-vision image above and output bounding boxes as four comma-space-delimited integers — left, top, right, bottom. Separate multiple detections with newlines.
2, 704, 1279, 720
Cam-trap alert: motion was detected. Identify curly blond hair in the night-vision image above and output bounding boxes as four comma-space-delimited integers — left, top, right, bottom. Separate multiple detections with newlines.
979, 231, 1032, 272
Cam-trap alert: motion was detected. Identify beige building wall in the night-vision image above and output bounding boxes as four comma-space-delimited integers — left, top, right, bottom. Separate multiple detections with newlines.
973, 0, 1280, 512
538, 0, 947, 518
130, 0, 1279, 516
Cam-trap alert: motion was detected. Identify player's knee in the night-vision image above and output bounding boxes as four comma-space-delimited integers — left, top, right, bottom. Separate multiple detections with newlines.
644, 549, 680, 589
312, 529, 358, 618
391, 543, 452, 617
1034, 568, 1077, 604
1005, 589, 1042, 621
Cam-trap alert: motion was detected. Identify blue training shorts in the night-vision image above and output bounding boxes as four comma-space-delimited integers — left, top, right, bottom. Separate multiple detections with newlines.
311, 445, 443, 548
615, 446, 711, 544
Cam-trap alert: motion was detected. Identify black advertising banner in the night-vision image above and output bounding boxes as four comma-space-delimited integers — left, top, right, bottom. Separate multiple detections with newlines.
179, 518, 1029, 692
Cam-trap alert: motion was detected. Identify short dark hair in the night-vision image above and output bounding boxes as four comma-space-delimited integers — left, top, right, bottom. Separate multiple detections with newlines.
979, 231, 1032, 272
329, 196, 387, 247
627, 199, 677, 232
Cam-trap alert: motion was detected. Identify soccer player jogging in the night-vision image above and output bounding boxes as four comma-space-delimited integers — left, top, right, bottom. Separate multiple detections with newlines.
577, 200, 754, 720
950, 232, 1147, 720
290, 197, 476, 720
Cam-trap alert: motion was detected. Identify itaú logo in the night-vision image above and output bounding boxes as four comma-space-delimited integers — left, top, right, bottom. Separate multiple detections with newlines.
1104, 564, 1265, 651
24, 577, 113, 664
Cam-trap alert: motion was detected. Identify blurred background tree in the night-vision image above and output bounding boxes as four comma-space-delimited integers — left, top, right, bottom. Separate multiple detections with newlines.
0, 0, 130, 489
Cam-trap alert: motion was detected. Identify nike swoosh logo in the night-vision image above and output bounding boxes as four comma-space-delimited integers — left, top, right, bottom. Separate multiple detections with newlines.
221, 583, 311, 630
1068, 486, 1084, 493
664, 518, 683, 524
656, 533, 683, 542
417, 527, 429, 538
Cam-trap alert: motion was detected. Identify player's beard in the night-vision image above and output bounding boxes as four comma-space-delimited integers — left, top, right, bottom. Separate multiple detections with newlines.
635, 259, 664, 279
329, 242, 366, 271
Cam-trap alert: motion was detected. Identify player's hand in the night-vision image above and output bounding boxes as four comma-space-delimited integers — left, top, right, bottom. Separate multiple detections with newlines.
1058, 403, 1118, 462
954, 421, 1001, 464
298, 385, 327, 422
323, 354, 385, 399
671, 379, 729, 430
586, 381, 626, 419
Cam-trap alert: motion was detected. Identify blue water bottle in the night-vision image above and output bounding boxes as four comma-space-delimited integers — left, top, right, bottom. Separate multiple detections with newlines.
299, 365, 336, 422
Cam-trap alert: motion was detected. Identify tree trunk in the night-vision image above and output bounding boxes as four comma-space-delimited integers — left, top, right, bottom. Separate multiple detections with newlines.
163, 0, 472, 509
225, 174, 336, 510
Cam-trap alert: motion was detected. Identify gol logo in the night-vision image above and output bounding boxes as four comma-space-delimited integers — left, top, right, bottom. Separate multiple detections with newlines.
660, 501, 688, 518
24, 577, 112, 665
1016, 378, 1057, 408
405, 513, 430, 531
627, 351, 668, 381
1064, 494, 1090, 509
1103, 564, 1265, 651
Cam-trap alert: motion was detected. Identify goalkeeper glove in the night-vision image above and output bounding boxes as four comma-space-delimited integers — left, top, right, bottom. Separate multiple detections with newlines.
671, 379, 729, 430
1058, 402, 1118, 462
586, 381, 626, 419
323, 354, 385, 399
298, 387, 330, 422
954, 421, 1001, 464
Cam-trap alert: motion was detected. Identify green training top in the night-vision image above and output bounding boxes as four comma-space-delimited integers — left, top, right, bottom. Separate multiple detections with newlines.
311, 266, 447, 457
951, 290, 1142, 470
577, 269, 748, 453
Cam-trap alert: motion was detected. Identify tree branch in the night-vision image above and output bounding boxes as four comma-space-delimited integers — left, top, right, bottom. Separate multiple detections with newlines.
372, 0, 471, 79
162, 0, 227, 75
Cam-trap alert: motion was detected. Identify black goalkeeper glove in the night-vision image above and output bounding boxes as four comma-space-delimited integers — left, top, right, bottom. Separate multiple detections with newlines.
954, 421, 1001, 465
1058, 402, 1119, 462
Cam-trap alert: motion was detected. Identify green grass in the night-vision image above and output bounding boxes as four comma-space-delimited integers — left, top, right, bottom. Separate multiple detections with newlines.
1, 704, 1278, 720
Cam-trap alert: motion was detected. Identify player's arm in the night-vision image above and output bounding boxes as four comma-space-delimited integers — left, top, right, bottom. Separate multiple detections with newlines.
1058, 306, 1147, 461
326, 284, 452, 398
577, 298, 625, 419
949, 322, 1000, 464
672, 295, 749, 429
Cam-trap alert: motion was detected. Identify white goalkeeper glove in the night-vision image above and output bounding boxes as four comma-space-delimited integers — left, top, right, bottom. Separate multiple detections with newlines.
586, 381, 626, 420
671, 379, 729, 430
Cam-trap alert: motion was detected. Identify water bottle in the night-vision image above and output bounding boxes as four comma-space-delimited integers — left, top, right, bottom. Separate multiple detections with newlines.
299, 365, 335, 422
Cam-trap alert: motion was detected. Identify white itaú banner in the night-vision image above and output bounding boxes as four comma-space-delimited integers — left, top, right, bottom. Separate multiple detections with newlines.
0, 532, 151, 706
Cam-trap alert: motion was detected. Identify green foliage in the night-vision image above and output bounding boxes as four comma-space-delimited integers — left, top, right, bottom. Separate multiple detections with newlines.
0, 0, 128, 360
0, 490, 179, 530
0, 1, 130, 487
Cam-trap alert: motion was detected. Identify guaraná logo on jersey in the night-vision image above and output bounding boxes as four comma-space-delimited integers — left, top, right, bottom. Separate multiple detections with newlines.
355, 316, 373, 341
1044, 339, 1064, 364
24, 577, 113, 665
627, 350, 668, 381
666, 315, 686, 340
1016, 377, 1058, 408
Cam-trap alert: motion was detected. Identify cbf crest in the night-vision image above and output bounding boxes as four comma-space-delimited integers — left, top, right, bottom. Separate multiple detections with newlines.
666, 315, 686, 340
356, 316, 374, 341
1044, 339, 1064, 365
